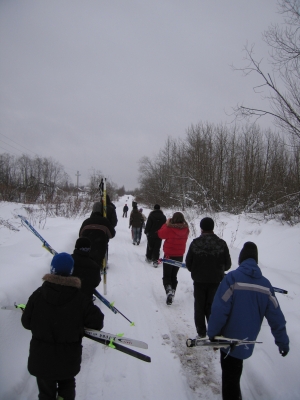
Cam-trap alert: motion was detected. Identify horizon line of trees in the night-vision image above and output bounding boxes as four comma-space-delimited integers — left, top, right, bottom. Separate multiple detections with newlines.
137, 122, 300, 223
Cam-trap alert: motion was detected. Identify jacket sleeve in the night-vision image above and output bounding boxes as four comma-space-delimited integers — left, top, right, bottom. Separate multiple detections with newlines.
21, 290, 39, 330
185, 243, 194, 272
84, 301, 104, 331
224, 243, 232, 271
157, 224, 169, 239
207, 276, 233, 338
265, 291, 289, 353
144, 214, 152, 234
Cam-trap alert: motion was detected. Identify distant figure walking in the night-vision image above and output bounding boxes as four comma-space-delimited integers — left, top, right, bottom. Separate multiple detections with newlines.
129, 204, 144, 245
144, 204, 166, 267
123, 204, 129, 218
158, 212, 189, 305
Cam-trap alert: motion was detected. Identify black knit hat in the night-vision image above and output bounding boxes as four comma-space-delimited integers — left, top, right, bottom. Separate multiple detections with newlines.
238, 242, 258, 264
75, 237, 91, 252
154, 204, 160, 210
200, 217, 214, 232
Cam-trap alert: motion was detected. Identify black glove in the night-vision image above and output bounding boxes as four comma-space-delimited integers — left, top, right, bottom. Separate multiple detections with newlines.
280, 349, 289, 357
209, 337, 217, 342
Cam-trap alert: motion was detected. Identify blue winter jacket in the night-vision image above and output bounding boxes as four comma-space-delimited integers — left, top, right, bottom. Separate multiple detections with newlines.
207, 258, 289, 359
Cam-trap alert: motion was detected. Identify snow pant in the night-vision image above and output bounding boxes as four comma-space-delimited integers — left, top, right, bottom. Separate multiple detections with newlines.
193, 282, 219, 337
132, 227, 141, 243
123, 211, 127, 217
36, 377, 76, 400
146, 236, 162, 261
220, 351, 243, 400
162, 256, 182, 293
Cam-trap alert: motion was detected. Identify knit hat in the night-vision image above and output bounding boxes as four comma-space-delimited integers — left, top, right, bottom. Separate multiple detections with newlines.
50, 253, 74, 276
154, 204, 160, 210
139, 208, 143, 212
238, 242, 258, 264
200, 217, 214, 232
75, 237, 91, 252
92, 202, 103, 213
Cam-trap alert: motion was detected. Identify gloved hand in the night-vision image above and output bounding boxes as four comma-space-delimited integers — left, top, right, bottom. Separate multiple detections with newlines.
280, 349, 289, 357
209, 337, 217, 342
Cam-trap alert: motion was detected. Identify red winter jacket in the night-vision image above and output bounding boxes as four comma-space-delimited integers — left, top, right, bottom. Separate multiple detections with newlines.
157, 220, 189, 258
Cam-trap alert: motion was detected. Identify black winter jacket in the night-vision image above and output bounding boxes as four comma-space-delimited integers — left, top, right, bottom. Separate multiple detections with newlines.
129, 209, 144, 228
79, 212, 116, 261
185, 233, 231, 283
144, 210, 166, 237
72, 249, 101, 298
106, 196, 118, 227
21, 274, 104, 380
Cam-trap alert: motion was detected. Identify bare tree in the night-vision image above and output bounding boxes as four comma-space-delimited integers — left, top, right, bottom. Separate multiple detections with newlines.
233, 0, 300, 142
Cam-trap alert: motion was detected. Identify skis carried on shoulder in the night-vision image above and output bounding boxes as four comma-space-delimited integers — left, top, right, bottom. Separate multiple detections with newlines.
1, 305, 150, 362
18, 215, 57, 255
186, 336, 262, 349
84, 332, 151, 363
159, 258, 288, 295
84, 328, 148, 349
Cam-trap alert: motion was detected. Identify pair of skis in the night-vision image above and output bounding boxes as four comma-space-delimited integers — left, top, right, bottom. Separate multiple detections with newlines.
186, 336, 262, 351
158, 258, 288, 295
1, 304, 151, 363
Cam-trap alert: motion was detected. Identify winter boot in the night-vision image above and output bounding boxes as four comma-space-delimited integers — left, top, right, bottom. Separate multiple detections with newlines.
166, 285, 173, 305
145, 257, 152, 263
153, 260, 158, 268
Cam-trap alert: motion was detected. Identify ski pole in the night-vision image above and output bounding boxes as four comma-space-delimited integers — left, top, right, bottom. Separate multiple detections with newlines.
94, 290, 135, 326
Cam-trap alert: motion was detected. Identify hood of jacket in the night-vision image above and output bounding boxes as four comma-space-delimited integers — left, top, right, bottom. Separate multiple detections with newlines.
41, 274, 81, 306
237, 258, 262, 279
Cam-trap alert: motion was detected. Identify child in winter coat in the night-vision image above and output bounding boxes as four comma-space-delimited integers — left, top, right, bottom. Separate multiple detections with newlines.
157, 212, 189, 305
22, 252, 104, 400
207, 242, 289, 400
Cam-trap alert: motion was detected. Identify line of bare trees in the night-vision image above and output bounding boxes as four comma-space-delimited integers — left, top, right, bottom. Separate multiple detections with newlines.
0, 153, 119, 221
138, 123, 300, 223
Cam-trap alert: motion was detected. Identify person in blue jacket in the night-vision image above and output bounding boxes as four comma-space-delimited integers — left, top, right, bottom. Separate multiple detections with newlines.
207, 242, 289, 400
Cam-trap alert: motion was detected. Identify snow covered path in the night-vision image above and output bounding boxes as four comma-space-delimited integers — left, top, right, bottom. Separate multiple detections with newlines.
0, 197, 300, 399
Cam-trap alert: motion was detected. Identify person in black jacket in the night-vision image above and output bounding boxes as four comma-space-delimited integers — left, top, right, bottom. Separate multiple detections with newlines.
21, 252, 104, 400
123, 204, 129, 218
129, 204, 144, 245
106, 195, 118, 228
144, 204, 166, 267
185, 217, 231, 338
79, 202, 116, 267
72, 237, 101, 299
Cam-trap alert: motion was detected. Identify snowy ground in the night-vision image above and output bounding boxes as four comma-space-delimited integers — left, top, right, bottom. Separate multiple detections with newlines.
0, 196, 299, 400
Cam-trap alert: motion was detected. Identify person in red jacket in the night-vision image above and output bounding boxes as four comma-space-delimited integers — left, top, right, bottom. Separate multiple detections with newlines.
157, 212, 189, 305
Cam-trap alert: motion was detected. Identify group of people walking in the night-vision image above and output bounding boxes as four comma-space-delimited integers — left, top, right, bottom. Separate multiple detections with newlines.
130, 203, 290, 400
20, 198, 289, 400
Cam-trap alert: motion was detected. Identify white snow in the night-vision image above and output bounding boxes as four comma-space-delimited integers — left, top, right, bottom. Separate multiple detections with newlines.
0, 196, 299, 400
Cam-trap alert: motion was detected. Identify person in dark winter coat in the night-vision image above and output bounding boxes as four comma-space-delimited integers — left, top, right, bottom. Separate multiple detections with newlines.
123, 204, 129, 218
21, 252, 104, 400
72, 237, 101, 299
207, 242, 289, 400
157, 212, 189, 305
79, 202, 116, 267
144, 204, 166, 266
106, 194, 118, 228
129, 204, 144, 245
185, 217, 231, 338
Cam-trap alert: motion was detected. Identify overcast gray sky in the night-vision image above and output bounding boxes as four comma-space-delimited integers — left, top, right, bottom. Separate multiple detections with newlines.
0, 0, 282, 189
